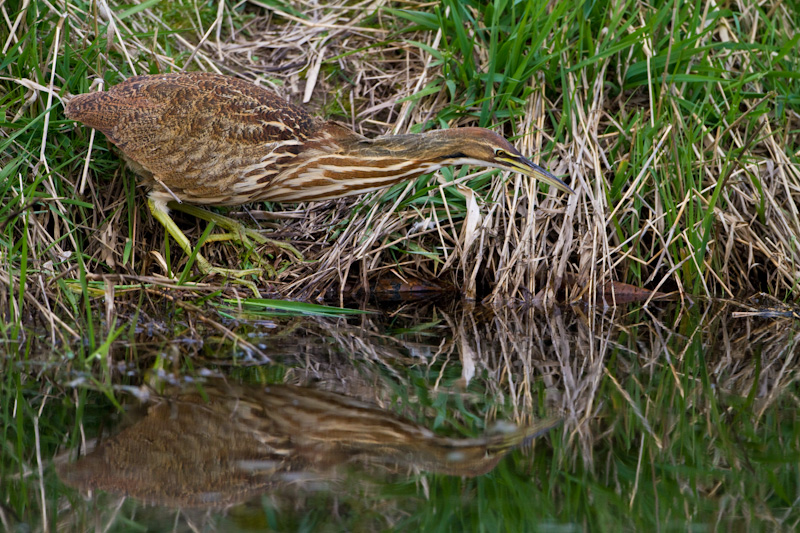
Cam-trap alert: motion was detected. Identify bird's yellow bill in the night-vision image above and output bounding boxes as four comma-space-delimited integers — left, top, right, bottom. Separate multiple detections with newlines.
498, 155, 575, 195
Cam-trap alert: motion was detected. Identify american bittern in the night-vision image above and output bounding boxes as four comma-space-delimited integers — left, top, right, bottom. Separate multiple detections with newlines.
66, 72, 573, 288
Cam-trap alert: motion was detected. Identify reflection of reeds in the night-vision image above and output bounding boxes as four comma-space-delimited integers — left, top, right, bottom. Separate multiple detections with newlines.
255, 300, 800, 476
42, 303, 798, 529
59, 380, 558, 508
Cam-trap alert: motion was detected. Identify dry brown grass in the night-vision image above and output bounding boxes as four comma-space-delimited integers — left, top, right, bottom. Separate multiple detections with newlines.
1, 0, 799, 329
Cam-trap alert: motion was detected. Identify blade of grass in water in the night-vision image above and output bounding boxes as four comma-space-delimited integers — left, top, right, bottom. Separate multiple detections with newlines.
220, 298, 371, 317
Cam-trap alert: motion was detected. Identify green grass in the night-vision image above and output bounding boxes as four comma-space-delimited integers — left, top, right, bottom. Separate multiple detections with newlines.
1, 0, 800, 531
2, 0, 798, 330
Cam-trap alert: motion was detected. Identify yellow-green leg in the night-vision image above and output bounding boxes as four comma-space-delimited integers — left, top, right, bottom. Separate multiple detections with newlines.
170, 203, 303, 261
147, 199, 263, 296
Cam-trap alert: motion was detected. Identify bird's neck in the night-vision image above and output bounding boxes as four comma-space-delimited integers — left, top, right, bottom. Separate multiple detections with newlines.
355, 129, 476, 163
260, 129, 486, 203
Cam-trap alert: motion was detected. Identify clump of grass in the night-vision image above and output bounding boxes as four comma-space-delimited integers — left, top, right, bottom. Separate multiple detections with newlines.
1, 0, 799, 336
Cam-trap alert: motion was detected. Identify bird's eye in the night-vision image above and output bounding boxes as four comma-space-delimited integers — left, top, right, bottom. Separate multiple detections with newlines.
495, 149, 508, 158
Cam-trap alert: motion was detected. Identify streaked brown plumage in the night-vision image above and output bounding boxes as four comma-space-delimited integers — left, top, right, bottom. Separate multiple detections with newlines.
65, 72, 573, 287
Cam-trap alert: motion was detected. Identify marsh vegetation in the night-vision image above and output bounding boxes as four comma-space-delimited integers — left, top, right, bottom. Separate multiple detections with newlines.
1, 0, 799, 530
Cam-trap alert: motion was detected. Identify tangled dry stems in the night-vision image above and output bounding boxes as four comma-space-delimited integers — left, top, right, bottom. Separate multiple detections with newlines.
1, 0, 799, 327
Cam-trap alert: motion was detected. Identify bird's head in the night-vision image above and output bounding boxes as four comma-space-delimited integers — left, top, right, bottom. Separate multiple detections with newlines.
429, 127, 574, 195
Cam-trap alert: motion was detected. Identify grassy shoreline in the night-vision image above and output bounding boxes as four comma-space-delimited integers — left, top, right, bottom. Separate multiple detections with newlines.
2, 3, 800, 530
2, 0, 798, 333
0, 1, 800, 326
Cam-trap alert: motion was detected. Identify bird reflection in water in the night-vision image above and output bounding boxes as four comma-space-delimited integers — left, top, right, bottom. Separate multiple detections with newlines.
59, 380, 559, 508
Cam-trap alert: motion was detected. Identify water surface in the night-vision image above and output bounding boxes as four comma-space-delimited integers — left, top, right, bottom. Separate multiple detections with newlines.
2, 299, 798, 531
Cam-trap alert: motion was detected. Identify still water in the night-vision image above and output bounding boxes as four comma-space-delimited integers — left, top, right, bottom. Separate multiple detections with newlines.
3, 299, 798, 531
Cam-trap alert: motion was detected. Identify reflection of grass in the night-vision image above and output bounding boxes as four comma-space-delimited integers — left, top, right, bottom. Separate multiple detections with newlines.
3, 302, 798, 530
1, 0, 799, 340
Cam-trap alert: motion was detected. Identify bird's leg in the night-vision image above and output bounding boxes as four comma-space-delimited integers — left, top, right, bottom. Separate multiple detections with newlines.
147, 198, 262, 297
169, 203, 304, 261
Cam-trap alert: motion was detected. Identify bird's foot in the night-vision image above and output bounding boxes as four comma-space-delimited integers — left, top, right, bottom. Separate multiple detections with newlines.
171, 203, 304, 267
149, 199, 265, 296
200, 265, 263, 298
200, 232, 276, 278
